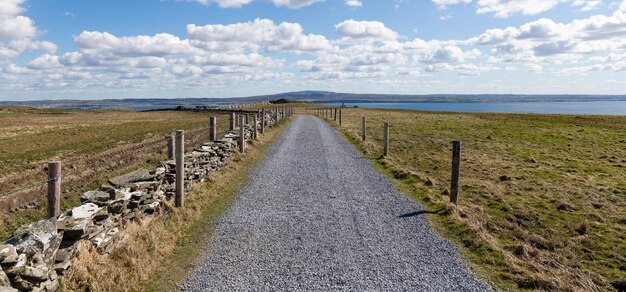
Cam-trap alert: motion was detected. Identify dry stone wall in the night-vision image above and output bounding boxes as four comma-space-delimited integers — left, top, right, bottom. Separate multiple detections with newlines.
0, 109, 286, 292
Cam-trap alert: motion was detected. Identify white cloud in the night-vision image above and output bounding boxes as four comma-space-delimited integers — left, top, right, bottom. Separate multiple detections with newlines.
421, 46, 465, 63
188, 19, 333, 53
5, 2, 626, 98
190, 0, 361, 8
475, 0, 563, 18
571, 0, 601, 11
344, 0, 363, 7
0, 0, 56, 59
425, 62, 496, 75
26, 54, 63, 70
191, 0, 254, 8
468, 11, 626, 64
434, 0, 605, 18
432, 0, 471, 8
620, 0, 626, 11
525, 63, 543, 72
75, 31, 194, 57
335, 20, 398, 42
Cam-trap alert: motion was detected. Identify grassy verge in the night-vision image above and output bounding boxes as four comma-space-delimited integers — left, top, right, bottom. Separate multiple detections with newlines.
60, 116, 291, 291
314, 107, 626, 291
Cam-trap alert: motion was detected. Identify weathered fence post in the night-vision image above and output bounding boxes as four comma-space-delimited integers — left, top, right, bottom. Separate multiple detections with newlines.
383, 122, 389, 157
245, 114, 249, 125
47, 161, 61, 218
362, 116, 366, 141
339, 110, 343, 126
209, 117, 217, 141
175, 130, 185, 207
230, 112, 235, 130
261, 109, 266, 133
450, 141, 462, 204
334, 108, 337, 121
167, 134, 175, 160
253, 114, 258, 140
239, 115, 245, 153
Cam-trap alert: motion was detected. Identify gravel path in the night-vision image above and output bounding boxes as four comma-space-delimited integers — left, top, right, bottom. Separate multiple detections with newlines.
183, 115, 489, 291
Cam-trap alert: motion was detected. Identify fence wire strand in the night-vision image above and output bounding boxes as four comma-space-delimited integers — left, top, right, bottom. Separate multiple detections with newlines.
0, 110, 275, 200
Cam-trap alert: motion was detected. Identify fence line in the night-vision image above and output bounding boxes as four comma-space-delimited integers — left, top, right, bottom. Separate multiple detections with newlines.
317, 108, 464, 205
0, 108, 291, 208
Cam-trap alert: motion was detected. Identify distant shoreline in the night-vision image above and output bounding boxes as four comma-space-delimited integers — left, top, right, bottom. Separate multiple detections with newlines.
316, 100, 626, 115
2, 90, 626, 110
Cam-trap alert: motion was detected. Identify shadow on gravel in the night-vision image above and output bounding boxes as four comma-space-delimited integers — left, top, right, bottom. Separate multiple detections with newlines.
398, 209, 441, 218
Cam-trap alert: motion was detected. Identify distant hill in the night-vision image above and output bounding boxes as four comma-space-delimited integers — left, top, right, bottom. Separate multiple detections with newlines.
2, 91, 626, 110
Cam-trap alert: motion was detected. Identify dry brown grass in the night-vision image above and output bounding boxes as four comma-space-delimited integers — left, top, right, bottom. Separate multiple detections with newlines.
60, 117, 290, 291
315, 107, 626, 291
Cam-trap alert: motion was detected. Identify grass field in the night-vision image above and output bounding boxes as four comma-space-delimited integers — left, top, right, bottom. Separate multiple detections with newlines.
0, 107, 216, 176
317, 107, 626, 291
0, 107, 233, 239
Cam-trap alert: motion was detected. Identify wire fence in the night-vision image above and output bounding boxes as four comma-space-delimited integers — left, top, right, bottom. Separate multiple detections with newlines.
0, 113, 238, 201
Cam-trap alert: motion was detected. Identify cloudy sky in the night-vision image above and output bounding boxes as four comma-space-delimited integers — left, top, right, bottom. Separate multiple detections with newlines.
1, 0, 626, 100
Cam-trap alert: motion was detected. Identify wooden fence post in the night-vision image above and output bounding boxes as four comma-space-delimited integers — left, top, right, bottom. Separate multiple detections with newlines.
167, 134, 175, 160
334, 108, 337, 121
450, 141, 462, 204
253, 114, 258, 140
245, 114, 249, 125
339, 110, 342, 126
383, 122, 389, 157
230, 112, 235, 130
47, 161, 61, 218
209, 117, 217, 141
261, 109, 266, 133
239, 115, 245, 153
175, 130, 185, 207
362, 116, 366, 141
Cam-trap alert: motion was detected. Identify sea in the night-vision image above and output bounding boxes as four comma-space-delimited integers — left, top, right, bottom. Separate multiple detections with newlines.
316, 101, 626, 115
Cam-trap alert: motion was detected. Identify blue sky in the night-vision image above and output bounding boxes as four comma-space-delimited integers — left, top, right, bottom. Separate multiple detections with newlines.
1, 0, 626, 100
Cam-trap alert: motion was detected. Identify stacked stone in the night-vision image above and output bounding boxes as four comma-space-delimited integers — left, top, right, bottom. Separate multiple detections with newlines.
0, 111, 278, 291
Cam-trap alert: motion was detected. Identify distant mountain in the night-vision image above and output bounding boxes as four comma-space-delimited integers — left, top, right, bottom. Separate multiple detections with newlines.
2, 91, 626, 110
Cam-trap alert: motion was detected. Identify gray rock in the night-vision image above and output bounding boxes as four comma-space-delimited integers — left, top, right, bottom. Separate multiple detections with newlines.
52, 261, 70, 275
107, 199, 128, 215
0, 286, 18, 292
92, 228, 125, 254
7, 266, 47, 282
58, 203, 101, 239
80, 191, 112, 206
42, 234, 62, 267
0, 266, 11, 287
0, 245, 18, 268
68, 203, 101, 219
108, 169, 151, 186
54, 241, 79, 264
3, 254, 25, 276
8, 274, 38, 291
9, 218, 57, 260
92, 208, 109, 222
124, 181, 159, 191
36, 278, 59, 292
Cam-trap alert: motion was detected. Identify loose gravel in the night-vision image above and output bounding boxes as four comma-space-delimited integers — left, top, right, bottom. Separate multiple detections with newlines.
182, 115, 490, 291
